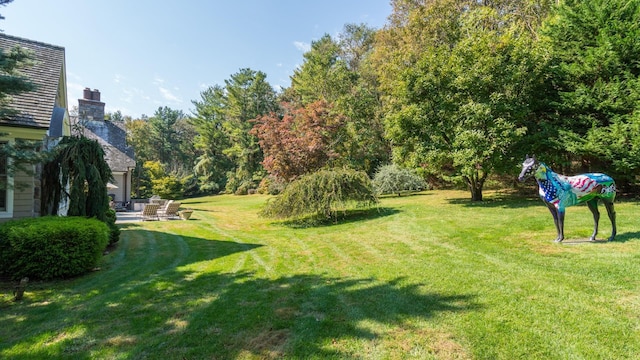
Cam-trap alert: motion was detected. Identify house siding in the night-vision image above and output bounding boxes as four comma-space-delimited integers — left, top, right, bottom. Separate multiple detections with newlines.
0, 34, 69, 220
13, 168, 35, 218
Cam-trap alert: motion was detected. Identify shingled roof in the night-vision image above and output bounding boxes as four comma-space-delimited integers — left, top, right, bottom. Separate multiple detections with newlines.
80, 120, 136, 172
0, 34, 65, 129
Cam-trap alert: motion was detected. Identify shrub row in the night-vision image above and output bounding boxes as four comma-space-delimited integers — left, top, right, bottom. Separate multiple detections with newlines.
0, 216, 109, 280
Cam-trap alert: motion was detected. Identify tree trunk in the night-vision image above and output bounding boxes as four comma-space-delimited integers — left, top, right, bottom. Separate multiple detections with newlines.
470, 183, 483, 201
465, 172, 485, 202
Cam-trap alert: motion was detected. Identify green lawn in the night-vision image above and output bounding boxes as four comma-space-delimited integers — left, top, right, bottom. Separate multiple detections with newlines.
2, 190, 640, 359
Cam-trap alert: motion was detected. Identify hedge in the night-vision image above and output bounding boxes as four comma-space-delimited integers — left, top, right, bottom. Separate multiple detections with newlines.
0, 216, 109, 280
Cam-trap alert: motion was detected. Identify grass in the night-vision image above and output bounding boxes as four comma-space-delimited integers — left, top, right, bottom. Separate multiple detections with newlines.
1, 190, 640, 359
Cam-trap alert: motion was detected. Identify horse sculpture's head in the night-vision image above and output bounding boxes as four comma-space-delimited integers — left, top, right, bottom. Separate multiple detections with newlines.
518, 155, 539, 182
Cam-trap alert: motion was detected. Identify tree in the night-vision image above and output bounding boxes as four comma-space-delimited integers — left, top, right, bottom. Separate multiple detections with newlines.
191, 85, 233, 193
541, 0, 640, 187
148, 106, 185, 171
374, 0, 549, 200
252, 100, 344, 181
288, 26, 391, 175
41, 136, 113, 221
125, 115, 155, 198
261, 168, 378, 220
144, 160, 183, 199
223, 68, 278, 193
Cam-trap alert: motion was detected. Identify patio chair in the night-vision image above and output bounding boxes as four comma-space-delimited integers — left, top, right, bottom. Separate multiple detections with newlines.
141, 203, 160, 221
159, 201, 181, 220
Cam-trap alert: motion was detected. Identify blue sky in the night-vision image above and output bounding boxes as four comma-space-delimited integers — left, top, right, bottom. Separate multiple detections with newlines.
2, 0, 392, 118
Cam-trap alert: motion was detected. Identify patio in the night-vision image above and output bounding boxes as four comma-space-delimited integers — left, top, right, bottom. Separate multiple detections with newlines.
115, 211, 142, 224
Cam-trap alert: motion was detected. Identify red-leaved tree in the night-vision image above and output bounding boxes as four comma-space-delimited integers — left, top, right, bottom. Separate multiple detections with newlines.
252, 100, 345, 181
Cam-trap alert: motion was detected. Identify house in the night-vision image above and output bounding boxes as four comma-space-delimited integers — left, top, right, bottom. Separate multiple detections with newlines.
0, 34, 70, 220
76, 88, 135, 208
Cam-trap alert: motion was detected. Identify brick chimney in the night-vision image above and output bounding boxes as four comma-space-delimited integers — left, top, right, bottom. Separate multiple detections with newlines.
78, 87, 105, 121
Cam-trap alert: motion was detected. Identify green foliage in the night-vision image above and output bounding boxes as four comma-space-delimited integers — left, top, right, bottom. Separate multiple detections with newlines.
376, 1, 548, 201
41, 136, 113, 221
144, 160, 184, 199
191, 69, 277, 194
104, 209, 120, 246
288, 27, 390, 175
372, 164, 427, 196
541, 0, 640, 186
148, 106, 191, 169
191, 85, 233, 193
261, 168, 378, 220
0, 216, 109, 280
257, 175, 286, 195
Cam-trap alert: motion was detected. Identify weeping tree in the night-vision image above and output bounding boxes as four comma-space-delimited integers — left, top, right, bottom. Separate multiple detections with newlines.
261, 168, 378, 221
41, 136, 113, 221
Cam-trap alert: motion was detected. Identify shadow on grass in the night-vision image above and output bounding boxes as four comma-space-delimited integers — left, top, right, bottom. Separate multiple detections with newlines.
447, 194, 542, 209
0, 228, 479, 359
378, 191, 433, 199
560, 231, 640, 244
275, 207, 401, 229
612, 231, 640, 243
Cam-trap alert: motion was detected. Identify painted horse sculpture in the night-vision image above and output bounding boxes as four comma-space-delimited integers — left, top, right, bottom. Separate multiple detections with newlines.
518, 155, 616, 242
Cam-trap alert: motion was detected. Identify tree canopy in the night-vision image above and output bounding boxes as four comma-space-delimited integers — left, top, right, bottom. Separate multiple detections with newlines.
117, 0, 640, 201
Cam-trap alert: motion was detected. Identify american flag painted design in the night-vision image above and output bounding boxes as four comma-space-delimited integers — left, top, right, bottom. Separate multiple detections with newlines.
535, 165, 615, 211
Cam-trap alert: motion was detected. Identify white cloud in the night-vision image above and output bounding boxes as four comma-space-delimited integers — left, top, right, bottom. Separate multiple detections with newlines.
120, 88, 135, 102
66, 81, 85, 99
293, 41, 311, 52
113, 74, 125, 84
159, 87, 182, 103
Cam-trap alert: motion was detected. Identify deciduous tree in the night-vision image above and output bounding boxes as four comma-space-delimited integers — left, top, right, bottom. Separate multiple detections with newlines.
252, 100, 344, 181
375, 0, 550, 200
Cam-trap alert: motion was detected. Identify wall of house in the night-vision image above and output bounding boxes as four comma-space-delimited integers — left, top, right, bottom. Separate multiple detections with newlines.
109, 172, 128, 202
12, 167, 36, 218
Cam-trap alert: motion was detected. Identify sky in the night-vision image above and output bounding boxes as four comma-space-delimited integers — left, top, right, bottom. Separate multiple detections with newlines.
1, 0, 392, 118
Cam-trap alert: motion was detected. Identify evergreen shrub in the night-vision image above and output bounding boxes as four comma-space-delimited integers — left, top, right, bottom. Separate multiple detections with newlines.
104, 209, 120, 245
257, 175, 286, 195
261, 168, 378, 220
372, 164, 428, 196
0, 217, 109, 280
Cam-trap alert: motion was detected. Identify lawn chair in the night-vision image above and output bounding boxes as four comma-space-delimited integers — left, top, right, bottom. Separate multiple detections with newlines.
141, 203, 160, 221
159, 201, 181, 220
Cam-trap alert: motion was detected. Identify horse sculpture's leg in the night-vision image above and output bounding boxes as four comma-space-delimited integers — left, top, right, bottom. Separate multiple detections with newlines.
586, 199, 600, 242
545, 202, 564, 242
603, 199, 616, 241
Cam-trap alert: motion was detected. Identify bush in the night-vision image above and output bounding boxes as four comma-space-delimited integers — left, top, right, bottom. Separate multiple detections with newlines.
104, 209, 120, 246
257, 175, 286, 195
0, 217, 109, 280
372, 164, 428, 196
261, 168, 378, 220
